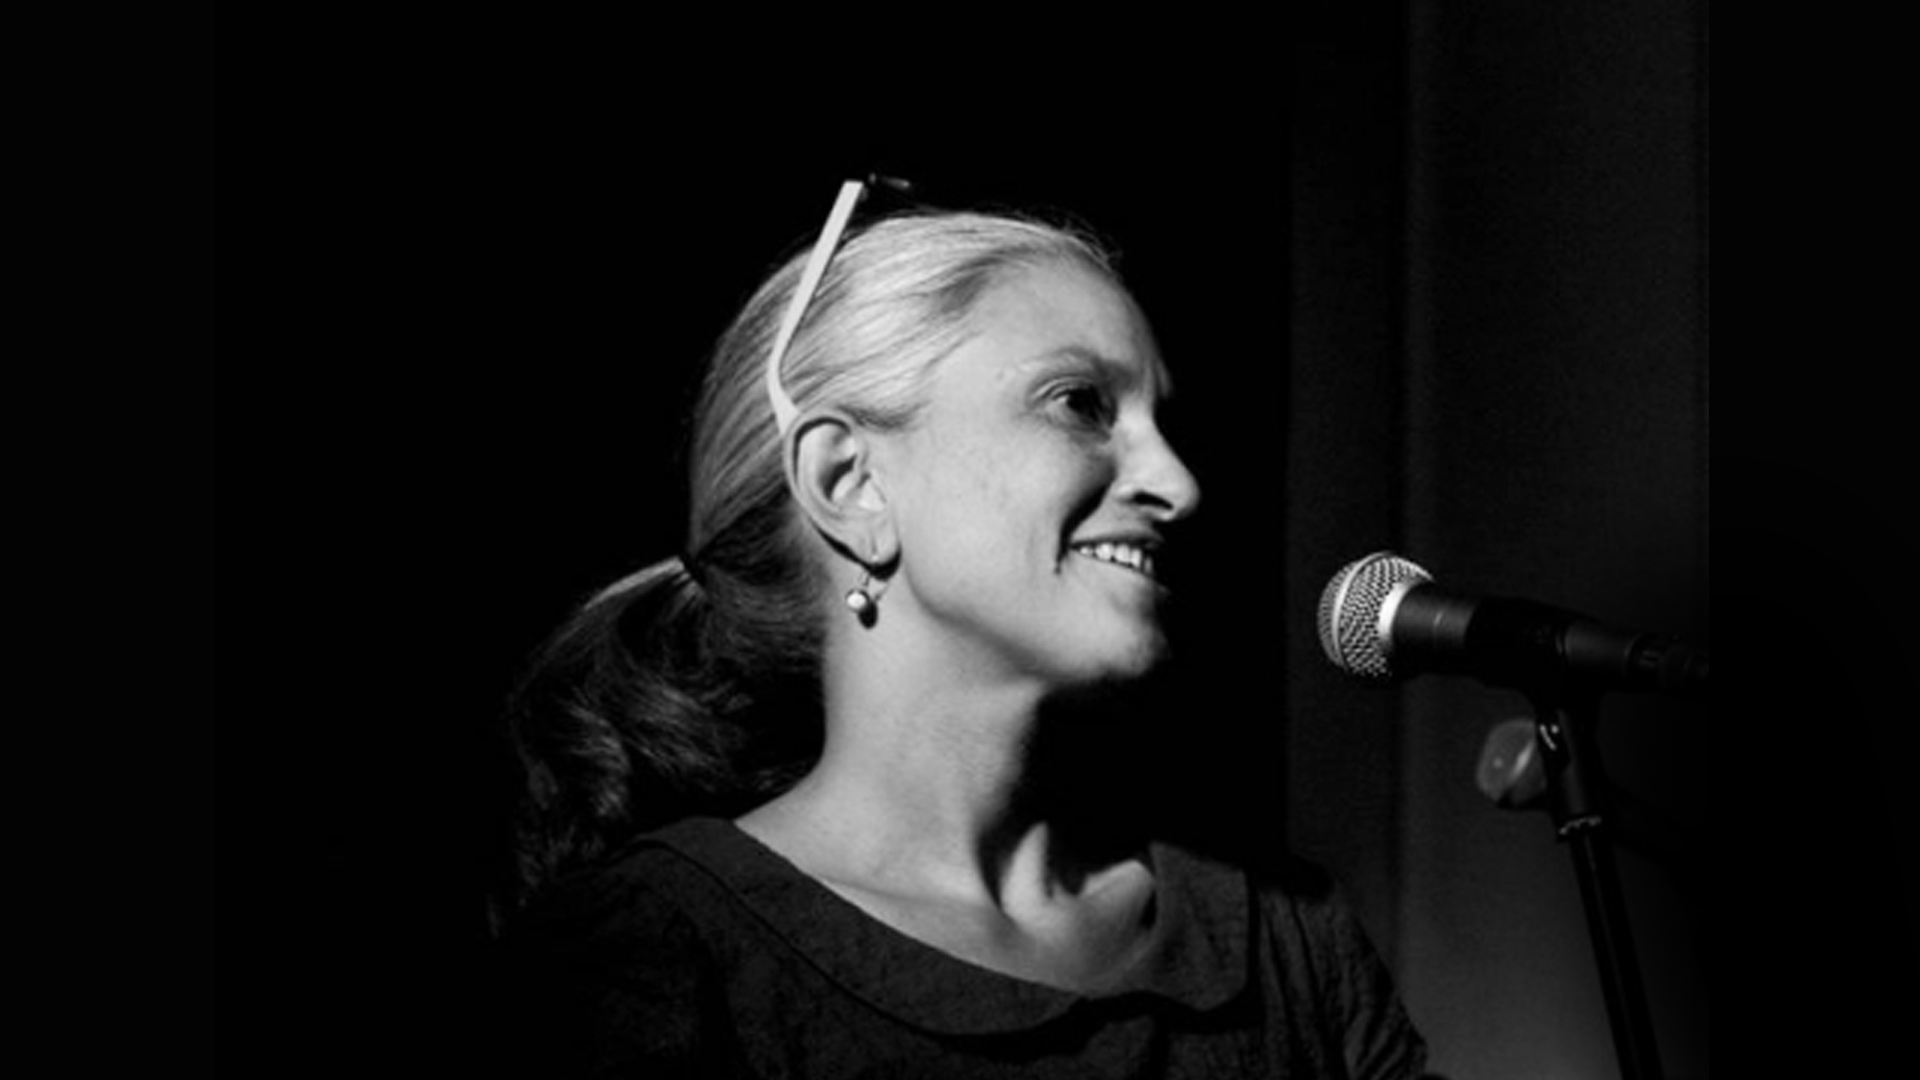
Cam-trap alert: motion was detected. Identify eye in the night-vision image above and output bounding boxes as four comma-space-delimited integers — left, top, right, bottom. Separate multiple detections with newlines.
1046, 381, 1116, 428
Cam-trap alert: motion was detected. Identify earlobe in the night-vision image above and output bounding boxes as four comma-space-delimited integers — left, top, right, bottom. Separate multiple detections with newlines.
786, 409, 892, 562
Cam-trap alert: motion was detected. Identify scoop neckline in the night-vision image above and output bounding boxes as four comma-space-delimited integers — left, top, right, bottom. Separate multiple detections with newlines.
637, 815, 1253, 1035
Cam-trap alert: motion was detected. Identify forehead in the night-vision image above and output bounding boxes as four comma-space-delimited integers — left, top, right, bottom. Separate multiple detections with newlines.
951, 260, 1170, 394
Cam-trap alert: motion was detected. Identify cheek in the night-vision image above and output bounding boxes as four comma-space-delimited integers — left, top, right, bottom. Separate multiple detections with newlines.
903, 453, 1060, 577
921, 462, 1032, 564
913, 424, 1014, 515
893, 418, 1113, 585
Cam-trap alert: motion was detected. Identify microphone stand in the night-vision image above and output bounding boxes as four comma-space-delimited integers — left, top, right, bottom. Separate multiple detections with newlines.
1528, 687, 1665, 1080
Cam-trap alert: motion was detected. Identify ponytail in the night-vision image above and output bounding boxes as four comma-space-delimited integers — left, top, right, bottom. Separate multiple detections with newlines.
488, 554, 820, 933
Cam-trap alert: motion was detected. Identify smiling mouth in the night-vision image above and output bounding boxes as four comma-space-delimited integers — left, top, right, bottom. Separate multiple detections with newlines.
1070, 541, 1159, 580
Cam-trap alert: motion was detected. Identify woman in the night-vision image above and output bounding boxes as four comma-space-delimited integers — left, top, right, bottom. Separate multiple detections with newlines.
492, 179, 1430, 1078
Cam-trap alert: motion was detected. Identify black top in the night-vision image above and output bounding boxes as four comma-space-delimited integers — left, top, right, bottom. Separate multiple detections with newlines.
497, 817, 1429, 1078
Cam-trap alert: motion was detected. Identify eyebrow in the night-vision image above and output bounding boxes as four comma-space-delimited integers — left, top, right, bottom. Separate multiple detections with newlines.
1018, 345, 1175, 399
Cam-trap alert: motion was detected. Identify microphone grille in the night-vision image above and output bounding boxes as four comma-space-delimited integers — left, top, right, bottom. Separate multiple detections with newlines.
1316, 551, 1432, 680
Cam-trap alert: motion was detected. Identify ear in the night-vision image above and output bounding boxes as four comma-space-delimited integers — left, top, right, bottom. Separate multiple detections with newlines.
785, 409, 894, 565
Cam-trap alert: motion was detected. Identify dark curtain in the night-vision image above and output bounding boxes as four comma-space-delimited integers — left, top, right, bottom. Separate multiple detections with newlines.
1288, 5, 1710, 1078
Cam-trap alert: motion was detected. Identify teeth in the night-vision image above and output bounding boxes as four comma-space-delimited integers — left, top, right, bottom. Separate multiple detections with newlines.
1076, 542, 1157, 577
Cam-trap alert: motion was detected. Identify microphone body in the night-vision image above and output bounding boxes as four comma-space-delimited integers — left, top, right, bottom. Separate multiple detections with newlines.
1320, 552, 1708, 698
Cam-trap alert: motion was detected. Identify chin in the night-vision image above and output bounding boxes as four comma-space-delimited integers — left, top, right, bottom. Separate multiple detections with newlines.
1039, 643, 1174, 721
1075, 628, 1172, 685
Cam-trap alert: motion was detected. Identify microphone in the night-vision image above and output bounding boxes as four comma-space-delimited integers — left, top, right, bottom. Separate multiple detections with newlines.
1317, 552, 1708, 697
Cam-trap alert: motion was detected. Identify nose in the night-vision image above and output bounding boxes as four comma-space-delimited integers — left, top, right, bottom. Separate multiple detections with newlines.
1119, 422, 1202, 523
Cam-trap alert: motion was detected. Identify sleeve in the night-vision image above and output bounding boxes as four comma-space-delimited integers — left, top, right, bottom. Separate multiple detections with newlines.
1273, 873, 1432, 1080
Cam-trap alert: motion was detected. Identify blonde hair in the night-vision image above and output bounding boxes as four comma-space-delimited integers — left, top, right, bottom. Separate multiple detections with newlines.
689, 213, 1115, 652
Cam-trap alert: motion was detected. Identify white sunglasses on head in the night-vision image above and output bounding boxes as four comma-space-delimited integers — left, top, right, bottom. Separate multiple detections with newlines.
761, 176, 913, 435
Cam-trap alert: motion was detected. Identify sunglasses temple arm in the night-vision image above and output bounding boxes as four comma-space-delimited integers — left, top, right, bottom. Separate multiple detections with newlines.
763, 179, 869, 435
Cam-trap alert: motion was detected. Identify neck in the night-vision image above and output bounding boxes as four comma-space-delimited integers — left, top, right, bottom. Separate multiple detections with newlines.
745, 620, 1150, 908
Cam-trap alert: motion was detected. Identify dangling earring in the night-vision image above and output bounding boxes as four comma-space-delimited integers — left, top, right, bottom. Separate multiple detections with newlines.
844, 566, 879, 626
844, 543, 886, 628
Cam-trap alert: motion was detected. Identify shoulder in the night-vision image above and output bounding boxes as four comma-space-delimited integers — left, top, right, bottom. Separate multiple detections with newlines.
1225, 846, 1384, 989
1160, 841, 1429, 1080
493, 820, 753, 1074
1244, 850, 1360, 949
1157, 837, 1345, 941
1244, 854, 1431, 1080
1162, 842, 1378, 989
506, 817, 746, 961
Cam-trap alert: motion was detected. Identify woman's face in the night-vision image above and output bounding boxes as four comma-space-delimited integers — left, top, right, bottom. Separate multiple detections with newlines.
879, 259, 1201, 689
